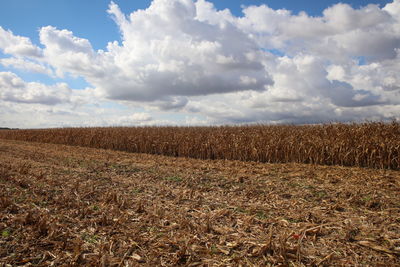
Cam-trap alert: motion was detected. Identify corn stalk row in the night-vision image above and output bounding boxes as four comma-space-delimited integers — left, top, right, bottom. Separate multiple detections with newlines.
0, 122, 399, 169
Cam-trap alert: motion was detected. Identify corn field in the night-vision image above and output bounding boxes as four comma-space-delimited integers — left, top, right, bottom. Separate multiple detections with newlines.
0, 122, 399, 169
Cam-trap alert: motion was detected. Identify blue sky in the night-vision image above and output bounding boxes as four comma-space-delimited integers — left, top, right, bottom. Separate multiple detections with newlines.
0, 0, 393, 51
0, 0, 399, 128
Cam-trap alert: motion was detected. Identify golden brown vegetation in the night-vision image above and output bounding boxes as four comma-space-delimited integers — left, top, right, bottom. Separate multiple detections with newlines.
0, 122, 399, 169
0, 139, 399, 266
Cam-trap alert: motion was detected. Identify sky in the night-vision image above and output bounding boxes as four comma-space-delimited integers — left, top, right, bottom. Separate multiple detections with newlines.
0, 0, 399, 128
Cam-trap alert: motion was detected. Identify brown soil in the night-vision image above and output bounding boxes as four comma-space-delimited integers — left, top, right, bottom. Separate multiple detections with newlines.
0, 139, 399, 266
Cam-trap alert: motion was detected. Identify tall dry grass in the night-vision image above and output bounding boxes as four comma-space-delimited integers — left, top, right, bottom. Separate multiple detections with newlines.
0, 122, 399, 169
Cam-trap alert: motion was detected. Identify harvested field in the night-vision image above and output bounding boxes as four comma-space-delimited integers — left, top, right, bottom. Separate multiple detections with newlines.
0, 139, 399, 266
0, 122, 399, 170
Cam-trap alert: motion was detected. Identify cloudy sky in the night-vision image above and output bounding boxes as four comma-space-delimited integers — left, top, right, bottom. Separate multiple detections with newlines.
0, 0, 399, 128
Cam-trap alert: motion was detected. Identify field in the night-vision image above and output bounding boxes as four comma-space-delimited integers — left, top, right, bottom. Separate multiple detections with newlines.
1, 139, 399, 266
0, 122, 399, 170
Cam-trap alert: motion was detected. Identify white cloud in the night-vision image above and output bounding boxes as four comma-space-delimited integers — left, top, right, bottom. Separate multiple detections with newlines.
0, 27, 42, 58
39, 26, 105, 79
384, 0, 400, 18
237, 2, 400, 61
131, 112, 152, 122
0, 72, 73, 105
36, 0, 273, 104
183, 51, 396, 124
115, 112, 153, 126
0, 57, 54, 76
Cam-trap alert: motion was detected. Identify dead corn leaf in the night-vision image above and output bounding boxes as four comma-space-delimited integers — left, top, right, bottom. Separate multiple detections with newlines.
131, 253, 142, 261
358, 241, 399, 255
226, 241, 239, 248
217, 246, 230, 255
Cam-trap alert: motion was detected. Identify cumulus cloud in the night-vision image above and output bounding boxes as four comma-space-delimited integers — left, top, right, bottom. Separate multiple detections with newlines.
0, 27, 42, 58
131, 112, 152, 121
1, 0, 400, 127
36, 0, 273, 104
237, 2, 400, 62
0, 72, 72, 105
0, 57, 54, 76
39, 26, 105, 79
184, 50, 397, 124
115, 112, 153, 126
